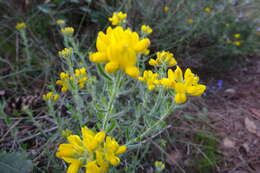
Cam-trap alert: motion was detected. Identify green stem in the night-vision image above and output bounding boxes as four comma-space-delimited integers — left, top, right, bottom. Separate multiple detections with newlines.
64, 53, 84, 125
148, 88, 165, 116
25, 107, 47, 137
20, 30, 31, 66
64, 36, 70, 48
72, 90, 85, 126
47, 102, 62, 131
69, 37, 86, 65
126, 104, 174, 145
102, 71, 122, 130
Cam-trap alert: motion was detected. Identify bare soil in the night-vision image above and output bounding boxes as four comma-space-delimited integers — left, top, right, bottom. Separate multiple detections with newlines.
204, 57, 260, 173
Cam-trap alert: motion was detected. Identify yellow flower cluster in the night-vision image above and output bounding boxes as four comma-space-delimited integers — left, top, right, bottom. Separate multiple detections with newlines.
61, 27, 74, 36
233, 41, 242, 46
155, 161, 165, 171
56, 19, 65, 25
204, 7, 212, 13
141, 25, 153, 35
232, 34, 242, 46
75, 68, 88, 88
58, 48, 73, 57
56, 126, 127, 173
138, 71, 159, 90
42, 92, 59, 102
186, 19, 193, 23
16, 22, 27, 30
234, 33, 241, 39
139, 63, 206, 103
164, 6, 170, 12
56, 72, 70, 92
90, 26, 150, 78
149, 51, 177, 66
56, 68, 88, 92
160, 66, 206, 103
108, 12, 127, 26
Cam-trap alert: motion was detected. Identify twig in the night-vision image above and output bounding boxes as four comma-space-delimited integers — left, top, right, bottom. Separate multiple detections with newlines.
0, 119, 23, 143
138, 125, 172, 145
229, 157, 257, 173
17, 126, 58, 143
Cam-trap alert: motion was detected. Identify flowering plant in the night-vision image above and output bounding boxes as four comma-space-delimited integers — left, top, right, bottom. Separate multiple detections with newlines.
43, 12, 206, 173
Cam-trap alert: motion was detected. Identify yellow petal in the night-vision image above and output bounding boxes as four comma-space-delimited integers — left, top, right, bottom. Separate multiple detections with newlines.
186, 84, 206, 96
174, 93, 187, 104
95, 131, 106, 143
184, 68, 193, 80
81, 126, 95, 138
67, 135, 82, 145
61, 87, 68, 92
138, 76, 145, 81
53, 94, 59, 101
175, 82, 186, 93
168, 58, 177, 66
148, 59, 157, 66
56, 144, 75, 158
125, 66, 139, 78
134, 38, 150, 53
85, 161, 101, 173
89, 52, 107, 63
105, 62, 119, 74
67, 160, 82, 173
174, 66, 183, 81
116, 145, 127, 155
109, 156, 120, 166
160, 78, 171, 87
167, 69, 174, 80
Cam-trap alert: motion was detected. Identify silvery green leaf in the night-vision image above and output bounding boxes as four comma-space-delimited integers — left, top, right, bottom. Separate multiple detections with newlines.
96, 64, 112, 81
106, 119, 117, 133
37, 4, 55, 14
0, 152, 33, 173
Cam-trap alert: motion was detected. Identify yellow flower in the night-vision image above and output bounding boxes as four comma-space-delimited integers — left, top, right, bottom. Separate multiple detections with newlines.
160, 66, 206, 104
204, 7, 212, 13
186, 19, 193, 23
225, 23, 230, 27
90, 26, 150, 78
58, 48, 73, 57
16, 22, 27, 30
61, 27, 74, 36
233, 41, 242, 46
64, 158, 82, 173
108, 12, 127, 26
164, 6, 170, 12
56, 72, 70, 92
155, 161, 165, 171
234, 33, 241, 39
42, 92, 59, 102
103, 136, 127, 166
56, 68, 88, 92
56, 126, 127, 173
141, 25, 153, 35
74, 67, 88, 89
56, 19, 65, 25
138, 70, 160, 90
149, 51, 177, 66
